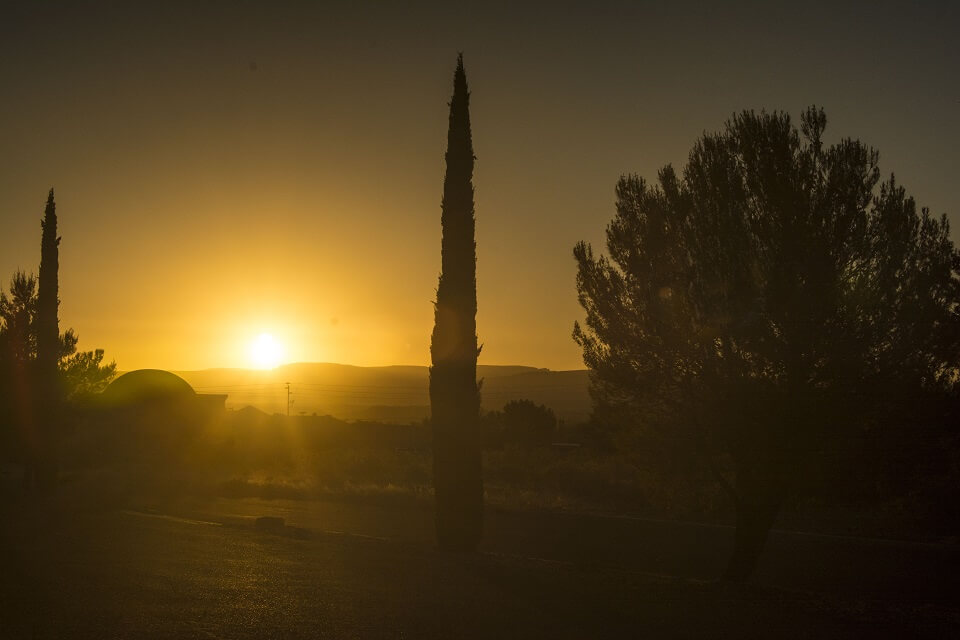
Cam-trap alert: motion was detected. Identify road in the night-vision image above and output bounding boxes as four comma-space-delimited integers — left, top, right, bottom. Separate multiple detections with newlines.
187, 497, 960, 603
1, 497, 957, 638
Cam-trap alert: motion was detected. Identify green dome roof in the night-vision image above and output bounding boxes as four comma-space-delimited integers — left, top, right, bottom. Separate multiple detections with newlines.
101, 369, 195, 405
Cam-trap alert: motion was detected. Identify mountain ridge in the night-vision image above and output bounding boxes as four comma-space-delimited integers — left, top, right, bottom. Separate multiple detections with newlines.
153, 363, 591, 423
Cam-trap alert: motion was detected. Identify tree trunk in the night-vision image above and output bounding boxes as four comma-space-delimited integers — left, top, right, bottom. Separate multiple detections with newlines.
431, 362, 483, 551
722, 494, 781, 582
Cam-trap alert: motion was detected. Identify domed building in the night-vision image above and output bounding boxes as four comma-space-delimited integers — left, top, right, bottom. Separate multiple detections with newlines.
99, 369, 226, 413
80, 370, 227, 465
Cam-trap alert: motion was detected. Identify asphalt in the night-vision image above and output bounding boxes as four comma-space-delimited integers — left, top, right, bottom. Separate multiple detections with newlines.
1, 498, 957, 639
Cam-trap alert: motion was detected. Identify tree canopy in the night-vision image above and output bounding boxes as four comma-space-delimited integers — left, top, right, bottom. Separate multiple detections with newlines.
485, 399, 558, 450
0, 270, 116, 402
574, 107, 960, 580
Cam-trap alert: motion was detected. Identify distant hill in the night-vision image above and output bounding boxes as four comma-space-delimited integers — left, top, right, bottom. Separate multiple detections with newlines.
169, 363, 591, 423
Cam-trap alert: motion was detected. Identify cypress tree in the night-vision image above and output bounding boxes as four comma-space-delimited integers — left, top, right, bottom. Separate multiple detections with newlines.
35, 187, 60, 488
430, 54, 483, 551
37, 188, 60, 376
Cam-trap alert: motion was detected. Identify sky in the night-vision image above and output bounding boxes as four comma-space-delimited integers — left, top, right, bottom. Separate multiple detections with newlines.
0, 0, 957, 371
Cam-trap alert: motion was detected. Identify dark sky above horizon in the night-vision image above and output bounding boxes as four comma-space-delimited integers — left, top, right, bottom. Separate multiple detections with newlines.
1, 0, 957, 370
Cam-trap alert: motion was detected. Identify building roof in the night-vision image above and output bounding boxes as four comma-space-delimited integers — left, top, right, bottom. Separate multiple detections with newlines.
101, 369, 196, 406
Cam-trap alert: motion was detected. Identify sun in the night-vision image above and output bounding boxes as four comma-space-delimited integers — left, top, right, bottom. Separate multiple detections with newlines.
249, 332, 285, 369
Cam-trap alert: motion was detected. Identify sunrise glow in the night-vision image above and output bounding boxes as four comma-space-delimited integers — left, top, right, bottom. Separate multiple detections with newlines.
249, 332, 285, 369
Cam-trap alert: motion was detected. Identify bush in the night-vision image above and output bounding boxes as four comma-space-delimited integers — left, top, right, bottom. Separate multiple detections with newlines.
483, 399, 558, 450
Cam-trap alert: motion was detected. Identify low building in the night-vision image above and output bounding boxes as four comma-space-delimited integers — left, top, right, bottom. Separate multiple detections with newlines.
98, 369, 227, 414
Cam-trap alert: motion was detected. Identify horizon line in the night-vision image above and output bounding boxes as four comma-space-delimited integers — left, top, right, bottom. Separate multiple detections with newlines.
112, 361, 589, 373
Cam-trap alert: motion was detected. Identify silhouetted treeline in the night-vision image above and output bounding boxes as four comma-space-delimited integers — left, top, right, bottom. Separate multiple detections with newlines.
0, 190, 116, 488
68, 409, 430, 467
574, 107, 960, 581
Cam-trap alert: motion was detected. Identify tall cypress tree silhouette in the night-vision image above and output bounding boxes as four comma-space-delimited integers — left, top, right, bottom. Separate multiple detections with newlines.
430, 54, 483, 551
37, 188, 59, 375
35, 187, 60, 488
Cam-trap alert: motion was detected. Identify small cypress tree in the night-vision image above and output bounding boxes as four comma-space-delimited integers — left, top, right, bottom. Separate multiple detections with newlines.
430, 54, 483, 551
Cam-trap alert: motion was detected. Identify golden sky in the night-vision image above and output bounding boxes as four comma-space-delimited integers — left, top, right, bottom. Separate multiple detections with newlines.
1, 1, 957, 371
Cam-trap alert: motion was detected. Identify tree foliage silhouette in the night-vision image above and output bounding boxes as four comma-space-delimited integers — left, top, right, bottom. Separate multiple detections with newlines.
430, 54, 483, 551
574, 107, 960, 581
485, 399, 557, 450
0, 271, 38, 367
0, 271, 116, 467
0, 272, 112, 387
0, 191, 116, 481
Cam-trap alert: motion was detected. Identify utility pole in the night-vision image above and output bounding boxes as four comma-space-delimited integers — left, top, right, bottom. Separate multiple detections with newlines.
285, 382, 292, 417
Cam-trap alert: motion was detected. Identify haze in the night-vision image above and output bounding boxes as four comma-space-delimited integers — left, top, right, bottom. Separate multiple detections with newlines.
1, 0, 956, 371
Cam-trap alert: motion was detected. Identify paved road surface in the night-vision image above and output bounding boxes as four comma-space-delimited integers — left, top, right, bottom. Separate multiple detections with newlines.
193, 497, 960, 603
1, 498, 957, 638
